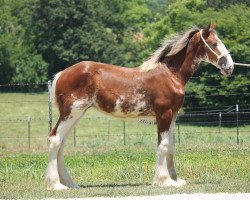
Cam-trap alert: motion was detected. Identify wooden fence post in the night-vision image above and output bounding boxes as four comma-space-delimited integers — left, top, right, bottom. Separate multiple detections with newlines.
123, 120, 126, 145
74, 128, 76, 147
177, 115, 180, 144
108, 119, 110, 141
48, 80, 52, 132
219, 112, 222, 134
27, 116, 31, 149
236, 104, 239, 145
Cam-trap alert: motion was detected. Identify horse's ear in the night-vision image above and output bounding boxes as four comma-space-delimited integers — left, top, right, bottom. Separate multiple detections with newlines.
210, 23, 217, 30
203, 23, 212, 38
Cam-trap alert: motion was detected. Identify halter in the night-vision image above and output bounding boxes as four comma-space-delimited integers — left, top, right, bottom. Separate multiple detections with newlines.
200, 29, 230, 70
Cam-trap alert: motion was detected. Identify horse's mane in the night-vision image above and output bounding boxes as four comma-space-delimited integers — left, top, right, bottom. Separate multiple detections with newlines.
139, 27, 200, 72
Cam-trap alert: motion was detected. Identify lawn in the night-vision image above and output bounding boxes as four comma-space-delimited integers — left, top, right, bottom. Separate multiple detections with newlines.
0, 93, 249, 198
0, 93, 249, 150
0, 145, 249, 199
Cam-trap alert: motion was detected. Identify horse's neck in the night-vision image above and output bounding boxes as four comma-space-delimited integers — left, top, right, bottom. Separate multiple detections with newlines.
166, 40, 203, 83
179, 52, 202, 83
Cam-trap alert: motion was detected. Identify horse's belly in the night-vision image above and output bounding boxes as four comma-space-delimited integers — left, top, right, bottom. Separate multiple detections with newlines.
94, 106, 155, 119
93, 94, 155, 119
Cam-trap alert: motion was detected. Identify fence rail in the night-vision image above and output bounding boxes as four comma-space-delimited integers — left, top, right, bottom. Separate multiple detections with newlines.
0, 82, 249, 149
0, 108, 249, 149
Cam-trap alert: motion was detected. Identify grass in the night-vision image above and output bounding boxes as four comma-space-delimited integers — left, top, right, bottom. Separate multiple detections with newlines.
0, 145, 249, 198
0, 93, 249, 198
0, 93, 249, 150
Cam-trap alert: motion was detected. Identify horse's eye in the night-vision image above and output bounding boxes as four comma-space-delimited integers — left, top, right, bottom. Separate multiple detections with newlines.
211, 42, 217, 48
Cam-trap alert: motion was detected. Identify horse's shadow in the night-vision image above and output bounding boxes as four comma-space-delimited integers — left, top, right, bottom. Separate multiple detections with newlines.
79, 183, 151, 188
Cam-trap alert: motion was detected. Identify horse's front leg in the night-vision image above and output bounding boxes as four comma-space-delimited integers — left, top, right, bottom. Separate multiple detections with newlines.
153, 111, 186, 187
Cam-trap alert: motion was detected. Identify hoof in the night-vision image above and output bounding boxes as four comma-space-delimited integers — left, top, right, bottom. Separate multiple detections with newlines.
61, 180, 79, 189
70, 183, 80, 189
47, 182, 69, 190
177, 178, 187, 186
153, 178, 187, 187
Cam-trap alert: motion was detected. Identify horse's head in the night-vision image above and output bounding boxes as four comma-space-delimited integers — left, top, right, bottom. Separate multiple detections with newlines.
200, 24, 234, 76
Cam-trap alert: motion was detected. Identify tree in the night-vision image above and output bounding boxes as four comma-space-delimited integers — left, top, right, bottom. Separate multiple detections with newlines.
0, 0, 48, 86
30, 0, 152, 77
11, 45, 48, 84
0, 0, 18, 84
207, 0, 250, 9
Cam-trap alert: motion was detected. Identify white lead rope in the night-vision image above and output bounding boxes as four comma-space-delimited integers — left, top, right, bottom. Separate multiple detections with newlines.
234, 62, 250, 67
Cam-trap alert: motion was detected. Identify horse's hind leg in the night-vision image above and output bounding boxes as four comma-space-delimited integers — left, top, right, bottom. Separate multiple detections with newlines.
45, 99, 88, 190
46, 119, 69, 190
57, 116, 82, 188
57, 139, 76, 188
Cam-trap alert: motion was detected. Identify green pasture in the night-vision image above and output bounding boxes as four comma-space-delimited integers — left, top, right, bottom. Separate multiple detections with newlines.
0, 93, 249, 150
0, 93, 249, 198
0, 145, 249, 198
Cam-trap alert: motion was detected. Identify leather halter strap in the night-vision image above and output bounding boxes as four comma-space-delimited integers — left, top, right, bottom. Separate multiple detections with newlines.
200, 29, 230, 69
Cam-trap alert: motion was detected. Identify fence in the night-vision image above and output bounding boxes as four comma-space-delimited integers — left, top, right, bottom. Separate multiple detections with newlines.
72, 105, 249, 147
0, 81, 249, 149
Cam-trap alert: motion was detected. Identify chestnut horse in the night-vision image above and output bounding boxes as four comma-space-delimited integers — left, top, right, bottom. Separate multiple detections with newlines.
45, 24, 234, 190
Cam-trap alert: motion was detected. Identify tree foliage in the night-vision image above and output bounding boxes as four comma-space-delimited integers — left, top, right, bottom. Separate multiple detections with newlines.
0, 0, 249, 107
0, 0, 48, 85
30, 0, 151, 77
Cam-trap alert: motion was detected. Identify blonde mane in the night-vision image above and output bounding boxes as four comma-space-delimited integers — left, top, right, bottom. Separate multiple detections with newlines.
139, 27, 200, 72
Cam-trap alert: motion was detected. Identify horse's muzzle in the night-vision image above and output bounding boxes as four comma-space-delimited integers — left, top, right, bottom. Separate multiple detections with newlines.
221, 65, 234, 77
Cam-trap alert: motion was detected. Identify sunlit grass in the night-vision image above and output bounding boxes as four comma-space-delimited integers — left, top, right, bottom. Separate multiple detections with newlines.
0, 93, 249, 150
0, 93, 249, 198
0, 145, 249, 198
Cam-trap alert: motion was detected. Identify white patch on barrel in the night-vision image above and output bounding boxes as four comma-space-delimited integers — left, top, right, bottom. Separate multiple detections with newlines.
113, 96, 125, 117
112, 93, 148, 118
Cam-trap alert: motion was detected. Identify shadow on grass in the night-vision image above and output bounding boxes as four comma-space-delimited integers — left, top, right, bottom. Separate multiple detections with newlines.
79, 182, 152, 188
79, 180, 221, 189
190, 180, 222, 185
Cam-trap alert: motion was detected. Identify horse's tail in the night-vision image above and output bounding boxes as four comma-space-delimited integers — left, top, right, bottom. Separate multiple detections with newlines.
51, 72, 62, 106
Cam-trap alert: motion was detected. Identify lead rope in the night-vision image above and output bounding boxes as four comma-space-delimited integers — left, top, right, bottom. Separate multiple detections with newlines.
234, 63, 250, 67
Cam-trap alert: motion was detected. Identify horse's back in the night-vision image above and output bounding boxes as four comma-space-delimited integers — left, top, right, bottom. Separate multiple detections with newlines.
54, 61, 137, 105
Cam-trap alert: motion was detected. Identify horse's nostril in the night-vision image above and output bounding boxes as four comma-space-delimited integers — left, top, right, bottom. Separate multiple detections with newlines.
229, 65, 234, 71
228, 68, 234, 76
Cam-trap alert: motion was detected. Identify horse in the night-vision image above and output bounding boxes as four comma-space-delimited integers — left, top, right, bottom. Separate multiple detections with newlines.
45, 24, 234, 190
